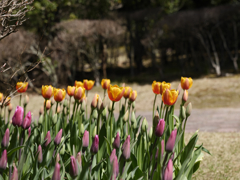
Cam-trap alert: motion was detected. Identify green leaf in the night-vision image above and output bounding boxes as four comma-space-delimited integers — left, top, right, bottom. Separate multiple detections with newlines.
121, 161, 132, 179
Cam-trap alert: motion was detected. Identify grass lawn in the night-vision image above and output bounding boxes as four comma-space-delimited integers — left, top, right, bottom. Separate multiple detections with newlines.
186, 132, 240, 180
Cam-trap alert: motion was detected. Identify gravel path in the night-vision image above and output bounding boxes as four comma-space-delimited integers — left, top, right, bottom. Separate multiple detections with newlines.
135, 108, 240, 132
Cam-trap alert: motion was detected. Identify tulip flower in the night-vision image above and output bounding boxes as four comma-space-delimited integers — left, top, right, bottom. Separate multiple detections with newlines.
1, 128, 9, 148
123, 87, 132, 98
10, 164, 18, 180
70, 156, 79, 178
110, 149, 116, 163
166, 129, 177, 152
76, 152, 82, 167
155, 119, 165, 137
91, 94, 99, 108
162, 89, 178, 106
0, 93, 3, 102
8, 103, 12, 112
52, 162, 61, 180
57, 106, 61, 114
122, 135, 130, 160
54, 129, 62, 146
101, 79, 111, 89
0, 149, 7, 170
163, 159, 173, 180
53, 88, 66, 102
12, 106, 24, 127
108, 85, 125, 102
74, 86, 85, 100
182, 90, 188, 103
16, 82, 28, 93
75, 81, 84, 88
141, 118, 148, 132
83, 79, 95, 90
44, 131, 51, 147
129, 90, 137, 102
28, 127, 31, 138
160, 81, 171, 95
113, 132, 120, 149
152, 81, 161, 94
42, 85, 53, 99
37, 145, 43, 163
45, 100, 51, 110
24, 95, 29, 105
67, 86, 76, 96
112, 156, 119, 177
82, 130, 89, 148
186, 102, 192, 117
181, 77, 193, 90
91, 135, 99, 154
22, 111, 31, 129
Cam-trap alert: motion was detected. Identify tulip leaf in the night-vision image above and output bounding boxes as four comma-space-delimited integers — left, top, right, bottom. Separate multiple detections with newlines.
7, 145, 25, 157
195, 145, 211, 155
79, 161, 91, 179
127, 166, 139, 180
97, 124, 106, 163
121, 161, 132, 179
7, 127, 18, 164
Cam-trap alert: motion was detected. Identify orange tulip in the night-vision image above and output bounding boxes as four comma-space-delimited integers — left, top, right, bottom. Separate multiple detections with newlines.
160, 81, 171, 95
75, 81, 84, 88
162, 89, 178, 106
0, 93, 3, 102
42, 85, 53, 99
123, 87, 132, 98
152, 81, 161, 94
67, 86, 76, 96
181, 77, 193, 90
53, 88, 66, 102
108, 85, 125, 102
129, 90, 137, 102
16, 82, 28, 93
44, 100, 51, 110
83, 80, 95, 90
101, 79, 110, 90
74, 86, 85, 100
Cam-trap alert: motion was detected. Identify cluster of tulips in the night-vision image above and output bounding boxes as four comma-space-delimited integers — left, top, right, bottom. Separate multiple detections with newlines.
0, 77, 209, 180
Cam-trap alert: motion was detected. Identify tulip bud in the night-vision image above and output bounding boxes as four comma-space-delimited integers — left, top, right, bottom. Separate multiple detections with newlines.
56, 153, 60, 163
1, 128, 9, 148
110, 149, 116, 163
123, 110, 129, 123
44, 131, 51, 147
112, 156, 119, 177
81, 100, 86, 112
24, 95, 29, 105
182, 90, 188, 103
131, 111, 137, 129
129, 90, 137, 102
76, 152, 81, 167
91, 135, 99, 154
80, 124, 84, 135
148, 127, 153, 140
91, 94, 99, 108
0, 150, 7, 170
132, 101, 135, 109
70, 156, 79, 178
141, 118, 148, 132
38, 114, 43, 124
82, 131, 89, 148
181, 106, 186, 119
186, 102, 192, 117
108, 101, 113, 112
45, 100, 51, 110
28, 127, 31, 138
102, 107, 107, 118
122, 135, 130, 160
63, 99, 68, 107
97, 96, 103, 111
176, 83, 181, 95
163, 159, 173, 180
52, 162, 61, 180
22, 111, 32, 129
155, 119, 165, 137
92, 126, 97, 138
60, 144, 65, 155
57, 106, 61, 114
113, 132, 120, 149
54, 129, 62, 146
10, 164, 18, 180
92, 109, 98, 119
166, 129, 177, 152
8, 103, 12, 112
153, 111, 159, 128
52, 114, 58, 124
12, 106, 24, 127
161, 140, 164, 158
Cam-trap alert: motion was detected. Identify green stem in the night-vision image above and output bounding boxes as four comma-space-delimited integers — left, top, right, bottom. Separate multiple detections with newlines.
89, 108, 93, 148
8, 110, 10, 123
69, 96, 71, 118
127, 102, 132, 135
159, 101, 163, 118
55, 102, 59, 114
86, 90, 88, 119
97, 110, 101, 135
110, 102, 115, 146
152, 94, 157, 124
104, 89, 106, 98
4, 106, 6, 124
19, 94, 22, 106
44, 100, 47, 136
182, 117, 188, 146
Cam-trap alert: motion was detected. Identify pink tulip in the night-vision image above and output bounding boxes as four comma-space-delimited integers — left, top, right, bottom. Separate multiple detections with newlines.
70, 156, 78, 178
113, 132, 120, 149
166, 129, 177, 152
54, 129, 62, 146
10, 165, 18, 180
112, 156, 119, 177
82, 130, 89, 148
0, 150, 7, 170
44, 131, 51, 147
110, 149, 116, 163
91, 135, 99, 154
155, 119, 165, 137
22, 111, 31, 129
12, 106, 24, 127
163, 159, 173, 180
76, 152, 81, 167
37, 145, 43, 163
122, 135, 130, 160
52, 162, 61, 180
1, 128, 9, 148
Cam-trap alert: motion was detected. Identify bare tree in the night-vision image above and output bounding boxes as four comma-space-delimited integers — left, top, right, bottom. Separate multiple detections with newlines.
0, 0, 34, 40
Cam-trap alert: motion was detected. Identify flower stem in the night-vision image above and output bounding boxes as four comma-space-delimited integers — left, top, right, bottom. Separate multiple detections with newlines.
152, 94, 157, 124
19, 94, 22, 106
44, 100, 47, 136
86, 90, 88, 119
110, 102, 115, 146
